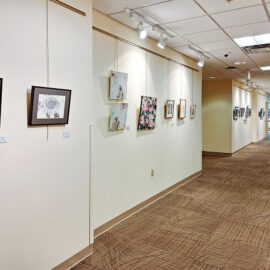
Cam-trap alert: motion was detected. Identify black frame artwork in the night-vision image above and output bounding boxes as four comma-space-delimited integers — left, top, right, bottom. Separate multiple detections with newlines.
29, 86, 71, 126
0, 78, 2, 124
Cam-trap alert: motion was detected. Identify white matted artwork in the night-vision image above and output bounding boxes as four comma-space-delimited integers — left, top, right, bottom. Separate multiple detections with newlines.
190, 105, 196, 119
165, 99, 175, 119
178, 99, 186, 119
109, 103, 128, 131
37, 94, 66, 119
110, 71, 128, 100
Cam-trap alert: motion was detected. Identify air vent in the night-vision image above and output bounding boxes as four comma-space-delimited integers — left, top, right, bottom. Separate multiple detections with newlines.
244, 43, 270, 54
227, 66, 236, 70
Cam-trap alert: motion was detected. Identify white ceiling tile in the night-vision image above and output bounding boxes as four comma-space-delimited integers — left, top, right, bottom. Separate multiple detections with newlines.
249, 52, 270, 67
164, 16, 218, 36
167, 36, 190, 48
131, 0, 174, 6
142, 0, 205, 23
93, 0, 134, 14
110, 12, 141, 29
212, 5, 267, 28
184, 29, 229, 44
198, 40, 239, 51
226, 21, 270, 38
204, 59, 228, 70
196, 0, 262, 14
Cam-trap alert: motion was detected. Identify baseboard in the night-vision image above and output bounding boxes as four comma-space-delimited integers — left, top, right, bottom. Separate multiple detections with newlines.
94, 170, 202, 237
232, 142, 254, 154
202, 151, 232, 157
52, 245, 93, 270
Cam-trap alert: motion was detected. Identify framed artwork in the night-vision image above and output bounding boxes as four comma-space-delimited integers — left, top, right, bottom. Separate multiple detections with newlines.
138, 96, 157, 130
190, 105, 196, 119
109, 103, 128, 131
0, 78, 2, 124
164, 99, 175, 119
109, 71, 128, 100
245, 106, 252, 119
233, 106, 239, 120
178, 99, 186, 119
240, 107, 245, 118
259, 108, 265, 120
29, 86, 71, 126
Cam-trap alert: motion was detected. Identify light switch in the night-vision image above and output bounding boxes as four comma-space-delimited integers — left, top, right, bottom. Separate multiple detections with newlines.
0, 135, 8, 143
63, 130, 70, 138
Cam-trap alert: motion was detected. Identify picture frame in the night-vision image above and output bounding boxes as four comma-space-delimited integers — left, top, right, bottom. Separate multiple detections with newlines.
138, 96, 157, 130
190, 105, 196, 119
29, 86, 71, 126
108, 103, 128, 131
0, 78, 2, 125
233, 106, 239, 120
109, 71, 128, 100
178, 99, 186, 119
164, 99, 175, 119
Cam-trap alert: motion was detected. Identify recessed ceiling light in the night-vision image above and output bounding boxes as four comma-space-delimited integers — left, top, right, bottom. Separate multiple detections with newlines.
233, 61, 247, 65
234, 36, 256, 47
260, 66, 270, 71
234, 33, 270, 47
209, 76, 216, 79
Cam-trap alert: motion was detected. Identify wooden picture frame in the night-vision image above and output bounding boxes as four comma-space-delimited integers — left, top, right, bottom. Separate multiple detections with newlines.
164, 99, 175, 119
29, 86, 71, 126
108, 103, 128, 131
190, 105, 196, 119
0, 78, 2, 125
178, 99, 186, 119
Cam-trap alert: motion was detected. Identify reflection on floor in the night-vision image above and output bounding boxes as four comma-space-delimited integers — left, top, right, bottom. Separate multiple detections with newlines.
73, 139, 270, 270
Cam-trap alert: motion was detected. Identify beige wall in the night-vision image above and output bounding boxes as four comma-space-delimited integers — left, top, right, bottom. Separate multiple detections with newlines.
202, 80, 232, 153
0, 1, 92, 269
92, 10, 202, 229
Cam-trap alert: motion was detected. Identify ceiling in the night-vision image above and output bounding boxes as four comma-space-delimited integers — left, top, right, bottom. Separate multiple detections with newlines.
93, 0, 270, 91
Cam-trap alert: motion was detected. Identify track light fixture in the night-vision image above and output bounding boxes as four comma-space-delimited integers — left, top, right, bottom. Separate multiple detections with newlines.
137, 22, 147, 39
157, 35, 167, 49
197, 55, 205, 67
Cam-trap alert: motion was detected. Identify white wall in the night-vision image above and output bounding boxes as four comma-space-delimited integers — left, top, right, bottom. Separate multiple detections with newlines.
0, 1, 92, 269
257, 91, 267, 142
92, 14, 202, 229
232, 85, 252, 152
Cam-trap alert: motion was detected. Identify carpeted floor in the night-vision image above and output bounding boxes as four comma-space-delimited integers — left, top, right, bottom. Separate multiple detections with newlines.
73, 140, 270, 270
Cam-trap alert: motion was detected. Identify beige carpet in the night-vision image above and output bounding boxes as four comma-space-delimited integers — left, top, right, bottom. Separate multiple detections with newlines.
73, 140, 270, 270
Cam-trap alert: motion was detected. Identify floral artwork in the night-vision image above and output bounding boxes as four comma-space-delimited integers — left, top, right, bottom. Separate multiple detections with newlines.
109, 71, 128, 100
138, 96, 157, 130
190, 105, 196, 119
165, 100, 175, 119
109, 103, 128, 131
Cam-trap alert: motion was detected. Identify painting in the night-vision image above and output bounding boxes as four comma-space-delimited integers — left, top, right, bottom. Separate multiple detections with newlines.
138, 96, 157, 130
178, 99, 186, 119
245, 106, 251, 119
164, 100, 175, 119
233, 106, 239, 120
109, 71, 128, 100
240, 107, 245, 118
29, 86, 71, 126
190, 105, 196, 119
0, 78, 2, 125
109, 103, 128, 131
258, 108, 265, 120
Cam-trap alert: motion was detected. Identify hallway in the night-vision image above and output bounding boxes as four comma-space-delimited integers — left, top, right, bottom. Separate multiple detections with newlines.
74, 140, 270, 270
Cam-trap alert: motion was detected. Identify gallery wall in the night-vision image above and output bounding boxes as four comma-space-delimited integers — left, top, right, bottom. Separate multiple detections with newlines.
232, 83, 252, 153
92, 10, 202, 230
254, 90, 267, 142
202, 80, 232, 153
0, 1, 92, 270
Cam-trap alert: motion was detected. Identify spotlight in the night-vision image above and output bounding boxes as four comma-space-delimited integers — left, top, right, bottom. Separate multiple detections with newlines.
157, 35, 167, 49
137, 23, 147, 39
197, 55, 204, 67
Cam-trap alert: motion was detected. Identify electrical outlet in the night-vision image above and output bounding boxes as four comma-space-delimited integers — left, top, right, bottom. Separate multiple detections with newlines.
151, 169, 154, 177
0, 135, 8, 143
63, 130, 70, 138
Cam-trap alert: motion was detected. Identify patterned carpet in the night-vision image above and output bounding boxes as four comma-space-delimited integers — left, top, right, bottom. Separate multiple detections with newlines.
73, 140, 270, 270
